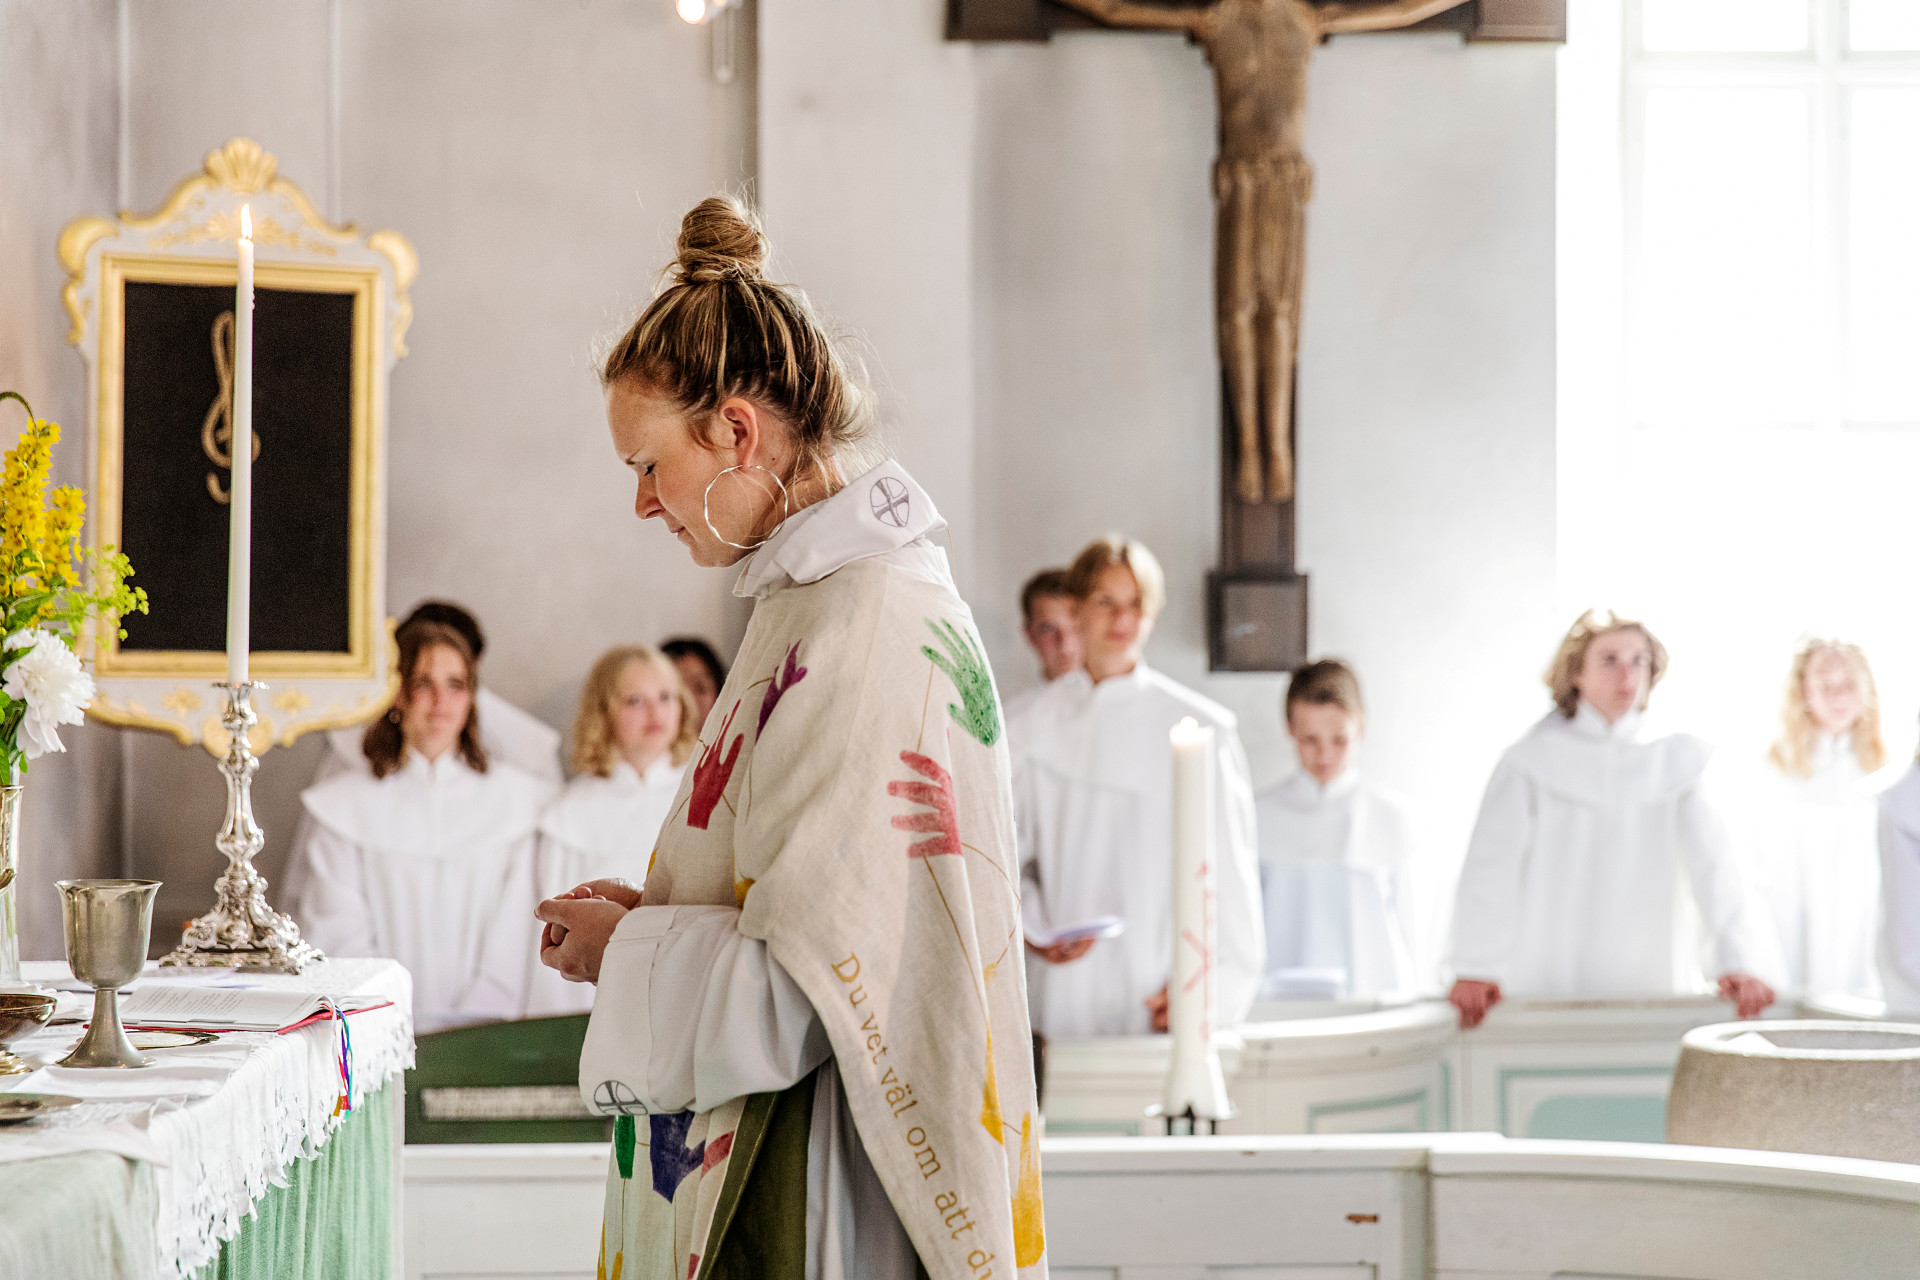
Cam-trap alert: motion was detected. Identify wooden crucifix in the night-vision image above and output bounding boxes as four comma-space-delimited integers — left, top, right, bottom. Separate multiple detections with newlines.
951, 0, 1564, 667
1052, 0, 1475, 505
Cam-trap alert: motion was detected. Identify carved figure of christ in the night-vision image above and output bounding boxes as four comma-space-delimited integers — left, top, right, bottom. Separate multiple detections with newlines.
1052, 0, 1469, 503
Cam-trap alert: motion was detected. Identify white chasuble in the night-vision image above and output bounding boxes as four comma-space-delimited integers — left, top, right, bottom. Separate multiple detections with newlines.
1450, 704, 1775, 997
1253, 771, 1419, 1001
1745, 741, 1884, 996
1876, 767, 1920, 1016
296, 752, 553, 1032
1011, 667, 1264, 1038
580, 462, 1046, 1280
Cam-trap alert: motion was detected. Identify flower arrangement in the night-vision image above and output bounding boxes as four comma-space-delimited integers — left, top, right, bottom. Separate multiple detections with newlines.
0, 392, 147, 784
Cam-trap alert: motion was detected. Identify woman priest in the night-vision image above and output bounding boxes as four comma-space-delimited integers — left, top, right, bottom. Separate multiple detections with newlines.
295, 618, 556, 1032
535, 197, 1045, 1280
526, 645, 698, 1015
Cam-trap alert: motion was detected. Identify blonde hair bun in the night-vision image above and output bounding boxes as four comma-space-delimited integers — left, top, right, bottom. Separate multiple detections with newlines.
673, 196, 769, 286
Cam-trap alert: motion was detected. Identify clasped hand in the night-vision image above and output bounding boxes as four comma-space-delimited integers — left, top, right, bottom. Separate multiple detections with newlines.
536, 877, 642, 984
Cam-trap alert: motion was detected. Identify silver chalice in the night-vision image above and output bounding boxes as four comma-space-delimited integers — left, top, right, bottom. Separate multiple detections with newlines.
56, 879, 160, 1069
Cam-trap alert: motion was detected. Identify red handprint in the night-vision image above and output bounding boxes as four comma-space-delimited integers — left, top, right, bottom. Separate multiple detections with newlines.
888, 750, 961, 858
688, 702, 743, 830
758, 641, 807, 735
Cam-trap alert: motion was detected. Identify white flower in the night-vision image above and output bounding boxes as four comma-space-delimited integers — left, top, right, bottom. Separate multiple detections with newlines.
3, 629, 94, 759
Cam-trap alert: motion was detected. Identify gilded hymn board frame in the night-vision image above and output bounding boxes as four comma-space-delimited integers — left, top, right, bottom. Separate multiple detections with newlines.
60, 138, 413, 750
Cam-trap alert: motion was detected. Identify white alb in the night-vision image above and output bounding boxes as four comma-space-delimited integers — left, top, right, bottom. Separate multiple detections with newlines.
1877, 765, 1920, 1017
1450, 703, 1776, 996
1746, 736, 1884, 996
525, 755, 686, 1016
1012, 663, 1265, 1037
1253, 768, 1420, 1000
296, 750, 554, 1032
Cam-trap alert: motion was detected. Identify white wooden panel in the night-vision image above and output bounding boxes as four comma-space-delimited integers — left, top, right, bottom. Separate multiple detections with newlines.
1042, 1165, 1419, 1280
1433, 1171, 1920, 1279
403, 1144, 608, 1280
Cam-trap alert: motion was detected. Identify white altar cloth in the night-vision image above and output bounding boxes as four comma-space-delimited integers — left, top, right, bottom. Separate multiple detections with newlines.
0, 958, 412, 1279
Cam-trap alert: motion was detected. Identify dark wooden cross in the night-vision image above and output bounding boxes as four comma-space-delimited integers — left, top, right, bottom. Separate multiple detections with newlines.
952, 0, 1564, 671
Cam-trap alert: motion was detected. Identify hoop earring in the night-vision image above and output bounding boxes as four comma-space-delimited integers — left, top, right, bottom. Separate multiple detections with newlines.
703, 464, 793, 552
386, 706, 402, 724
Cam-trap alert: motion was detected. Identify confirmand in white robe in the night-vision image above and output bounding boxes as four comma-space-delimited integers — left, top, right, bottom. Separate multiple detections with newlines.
281, 687, 563, 908
1012, 666, 1264, 1038
1253, 770, 1418, 1001
1749, 737, 1884, 996
579, 460, 1045, 1280
297, 752, 553, 1032
1451, 704, 1774, 997
1876, 766, 1920, 1017
525, 758, 686, 1016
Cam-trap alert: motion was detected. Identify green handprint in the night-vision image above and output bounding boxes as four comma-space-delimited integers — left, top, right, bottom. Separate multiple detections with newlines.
922, 618, 1002, 748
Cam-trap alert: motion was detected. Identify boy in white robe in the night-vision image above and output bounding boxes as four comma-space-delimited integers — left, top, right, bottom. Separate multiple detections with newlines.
1747, 639, 1888, 997
1014, 534, 1264, 1038
1002, 567, 1082, 729
1877, 759, 1920, 1016
1448, 610, 1777, 1029
1254, 659, 1419, 1001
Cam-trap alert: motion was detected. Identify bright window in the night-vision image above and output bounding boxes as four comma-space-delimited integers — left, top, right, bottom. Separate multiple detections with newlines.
1559, 0, 1920, 762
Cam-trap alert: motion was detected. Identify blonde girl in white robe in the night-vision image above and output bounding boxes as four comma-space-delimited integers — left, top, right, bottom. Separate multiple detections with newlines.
1253, 659, 1419, 1002
525, 645, 697, 1015
533, 197, 1044, 1280
1748, 639, 1888, 997
296, 619, 553, 1033
1448, 611, 1778, 1029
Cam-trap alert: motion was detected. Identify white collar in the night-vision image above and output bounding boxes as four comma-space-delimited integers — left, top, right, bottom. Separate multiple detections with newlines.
609, 756, 679, 788
1813, 732, 1850, 769
1084, 661, 1152, 695
1572, 700, 1642, 741
1287, 767, 1359, 802
732, 459, 946, 600
402, 748, 469, 783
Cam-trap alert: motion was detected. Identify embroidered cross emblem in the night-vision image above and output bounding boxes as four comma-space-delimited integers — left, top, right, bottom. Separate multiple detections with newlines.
870, 475, 911, 527
593, 1080, 646, 1116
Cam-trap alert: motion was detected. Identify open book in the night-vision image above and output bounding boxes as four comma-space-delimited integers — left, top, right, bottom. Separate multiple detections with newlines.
119, 985, 391, 1034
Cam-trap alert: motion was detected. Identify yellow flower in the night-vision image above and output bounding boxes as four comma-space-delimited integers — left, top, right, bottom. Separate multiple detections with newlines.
40, 486, 85, 591
0, 418, 56, 575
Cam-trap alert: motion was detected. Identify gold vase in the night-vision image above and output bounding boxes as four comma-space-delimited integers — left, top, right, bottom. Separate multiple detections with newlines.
0, 785, 21, 988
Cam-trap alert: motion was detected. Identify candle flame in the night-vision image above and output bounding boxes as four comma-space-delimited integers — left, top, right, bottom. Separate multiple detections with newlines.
676, 0, 706, 21
240, 205, 252, 240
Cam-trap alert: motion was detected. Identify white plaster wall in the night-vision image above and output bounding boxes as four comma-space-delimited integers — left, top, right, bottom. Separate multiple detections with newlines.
973, 30, 1560, 967
756, 0, 978, 593
1293, 33, 1560, 953
0, 0, 132, 958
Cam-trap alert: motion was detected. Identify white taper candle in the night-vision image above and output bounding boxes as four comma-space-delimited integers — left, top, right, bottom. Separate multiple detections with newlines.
225, 205, 254, 685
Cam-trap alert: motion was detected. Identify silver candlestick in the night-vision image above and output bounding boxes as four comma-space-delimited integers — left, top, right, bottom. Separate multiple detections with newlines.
161, 682, 322, 973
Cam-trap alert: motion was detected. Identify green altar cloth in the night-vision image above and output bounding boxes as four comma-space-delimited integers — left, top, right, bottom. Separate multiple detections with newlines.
194, 1083, 394, 1280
